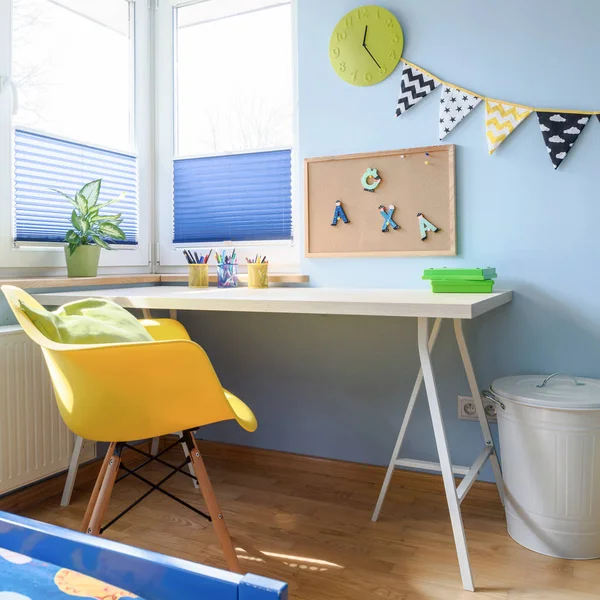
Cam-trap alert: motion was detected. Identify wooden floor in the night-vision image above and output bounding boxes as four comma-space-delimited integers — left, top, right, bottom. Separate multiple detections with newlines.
18, 441, 600, 600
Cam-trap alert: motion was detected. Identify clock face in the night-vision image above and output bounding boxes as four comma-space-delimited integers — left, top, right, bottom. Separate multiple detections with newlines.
329, 5, 404, 86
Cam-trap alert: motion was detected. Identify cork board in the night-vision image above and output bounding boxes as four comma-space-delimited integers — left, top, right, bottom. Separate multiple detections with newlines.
305, 145, 456, 257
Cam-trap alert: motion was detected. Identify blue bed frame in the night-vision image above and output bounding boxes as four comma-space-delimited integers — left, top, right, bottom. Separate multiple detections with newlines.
0, 510, 288, 599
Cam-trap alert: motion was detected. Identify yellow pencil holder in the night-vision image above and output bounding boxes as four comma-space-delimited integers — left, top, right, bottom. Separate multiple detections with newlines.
188, 264, 209, 288
248, 263, 269, 289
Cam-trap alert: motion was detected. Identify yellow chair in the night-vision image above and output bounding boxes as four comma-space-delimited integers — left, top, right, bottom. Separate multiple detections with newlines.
1, 285, 258, 573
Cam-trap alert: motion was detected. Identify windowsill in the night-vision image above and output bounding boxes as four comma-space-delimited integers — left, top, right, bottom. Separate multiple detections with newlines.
160, 273, 309, 284
0, 274, 161, 290
0, 272, 309, 290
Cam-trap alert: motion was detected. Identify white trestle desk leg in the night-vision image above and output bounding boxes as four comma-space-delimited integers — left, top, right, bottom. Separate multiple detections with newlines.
61, 435, 84, 507
150, 437, 160, 456
418, 317, 475, 592
453, 319, 505, 505
372, 317, 443, 522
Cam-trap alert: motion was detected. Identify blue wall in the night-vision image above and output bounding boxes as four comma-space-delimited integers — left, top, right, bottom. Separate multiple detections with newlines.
185, 0, 600, 481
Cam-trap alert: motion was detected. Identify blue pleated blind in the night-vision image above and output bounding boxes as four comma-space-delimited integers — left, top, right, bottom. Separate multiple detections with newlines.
173, 149, 292, 244
14, 129, 138, 244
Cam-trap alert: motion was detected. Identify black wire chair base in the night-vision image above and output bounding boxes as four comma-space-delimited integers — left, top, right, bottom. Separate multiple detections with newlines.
99, 435, 210, 535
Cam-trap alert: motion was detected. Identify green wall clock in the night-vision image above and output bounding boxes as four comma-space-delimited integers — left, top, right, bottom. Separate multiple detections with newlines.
329, 5, 404, 87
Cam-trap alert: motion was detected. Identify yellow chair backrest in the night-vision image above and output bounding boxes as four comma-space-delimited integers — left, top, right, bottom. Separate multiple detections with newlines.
1, 286, 256, 441
2, 285, 63, 350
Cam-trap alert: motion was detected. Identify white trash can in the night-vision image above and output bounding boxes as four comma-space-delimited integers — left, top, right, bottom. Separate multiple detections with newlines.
487, 373, 600, 559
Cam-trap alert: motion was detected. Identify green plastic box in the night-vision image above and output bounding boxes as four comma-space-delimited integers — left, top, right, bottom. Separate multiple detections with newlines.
431, 280, 495, 293
423, 268, 497, 281
422, 268, 497, 281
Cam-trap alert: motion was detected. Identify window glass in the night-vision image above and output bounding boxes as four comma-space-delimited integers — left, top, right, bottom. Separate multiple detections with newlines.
175, 1, 292, 156
12, 0, 133, 151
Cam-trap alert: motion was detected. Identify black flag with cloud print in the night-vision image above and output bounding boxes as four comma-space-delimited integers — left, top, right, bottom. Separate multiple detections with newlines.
536, 112, 591, 169
396, 63, 440, 117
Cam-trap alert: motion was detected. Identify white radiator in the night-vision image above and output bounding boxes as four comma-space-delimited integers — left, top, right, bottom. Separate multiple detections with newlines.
0, 326, 95, 495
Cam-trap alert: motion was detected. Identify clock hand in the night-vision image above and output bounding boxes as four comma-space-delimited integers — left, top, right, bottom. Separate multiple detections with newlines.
364, 46, 381, 69
361, 25, 382, 69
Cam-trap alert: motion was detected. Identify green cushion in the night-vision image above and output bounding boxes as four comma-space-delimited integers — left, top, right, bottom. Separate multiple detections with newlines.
19, 298, 153, 344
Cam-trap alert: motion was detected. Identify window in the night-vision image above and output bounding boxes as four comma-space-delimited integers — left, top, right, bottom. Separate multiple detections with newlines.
156, 0, 296, 265
0, 0, 151, 268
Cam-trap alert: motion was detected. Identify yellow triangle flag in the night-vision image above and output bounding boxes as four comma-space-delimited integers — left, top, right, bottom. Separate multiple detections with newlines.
486, 100, 532, 154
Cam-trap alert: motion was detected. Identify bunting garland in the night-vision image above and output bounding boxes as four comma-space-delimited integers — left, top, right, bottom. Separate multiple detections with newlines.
439, 86, 481, 140
394, 59, 599, 170
537, 112, 590, 169
396, 63, 440, 116
486, 100, 532, 154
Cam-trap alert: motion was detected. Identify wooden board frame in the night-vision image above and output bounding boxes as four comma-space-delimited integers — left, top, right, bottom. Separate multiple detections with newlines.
304, 145, 456, 258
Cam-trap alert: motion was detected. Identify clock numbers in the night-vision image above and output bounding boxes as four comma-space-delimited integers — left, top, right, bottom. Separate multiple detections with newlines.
389, 49, 398, 60
385, 17, 394, 27
350, 71, 358, 82
365, 72, 373, 83
376, 8, 381, 19
345, 16, 352, 27
339, 61, 346, 72
336, 31, 347, 41
331, 47, 340, 58
392, 34, 400, 43
379, 66, 387, 75
357, 8, 368, 19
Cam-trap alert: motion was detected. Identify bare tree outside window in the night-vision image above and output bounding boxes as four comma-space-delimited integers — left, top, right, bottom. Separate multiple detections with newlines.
12, 0, 49, 125
11, 0, 132, 151
176, 2, 293, 157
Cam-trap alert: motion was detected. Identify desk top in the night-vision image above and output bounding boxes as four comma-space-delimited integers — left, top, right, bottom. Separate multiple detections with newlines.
34, 286, 512, 319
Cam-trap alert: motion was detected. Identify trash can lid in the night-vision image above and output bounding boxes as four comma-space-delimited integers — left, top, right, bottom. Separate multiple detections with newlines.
491, 374, 600, 410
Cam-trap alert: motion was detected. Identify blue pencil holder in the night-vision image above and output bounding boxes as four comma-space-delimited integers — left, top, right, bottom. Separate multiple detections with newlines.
217, 262, 238, 288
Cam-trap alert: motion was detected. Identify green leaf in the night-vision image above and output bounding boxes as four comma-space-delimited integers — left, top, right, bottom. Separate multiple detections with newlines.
93, 212, 121, 222
75, 192, 88, 216
94, 192, 125, 211
79, 179, 101, 207
70, 210, 89, 235
65, 229, 80, 243
98, 222, 126, 240
68, 242, 80, 256
90, 235, 111, 250
71, 210, 82, 232
52, 189, 78, 209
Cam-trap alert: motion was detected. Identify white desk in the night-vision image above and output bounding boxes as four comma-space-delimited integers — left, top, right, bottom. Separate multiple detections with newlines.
35, 286, 512, 592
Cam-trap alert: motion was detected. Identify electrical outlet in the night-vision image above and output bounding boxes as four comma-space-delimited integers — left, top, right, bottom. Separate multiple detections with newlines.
458, 395, 497, 423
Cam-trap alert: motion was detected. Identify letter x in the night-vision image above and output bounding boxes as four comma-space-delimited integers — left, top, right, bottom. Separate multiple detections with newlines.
379, 205, 400, 233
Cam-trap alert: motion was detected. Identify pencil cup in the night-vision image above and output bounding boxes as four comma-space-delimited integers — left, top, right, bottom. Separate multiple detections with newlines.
217, 263, 238, 288
188, 264, 209, 288
248, 263, 269, 289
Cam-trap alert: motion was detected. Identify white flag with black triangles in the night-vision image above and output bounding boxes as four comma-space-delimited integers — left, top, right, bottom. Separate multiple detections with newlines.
537, 112, 590, 169
396, 63, 440, 117
438, 86, 481, 140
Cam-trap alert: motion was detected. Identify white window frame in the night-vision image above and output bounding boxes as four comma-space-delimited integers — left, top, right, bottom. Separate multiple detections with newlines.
154, 0, 301, 270
0, 0, 152, 271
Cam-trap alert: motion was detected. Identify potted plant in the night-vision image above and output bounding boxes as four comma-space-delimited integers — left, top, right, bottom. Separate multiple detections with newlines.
54, 179, 126, 277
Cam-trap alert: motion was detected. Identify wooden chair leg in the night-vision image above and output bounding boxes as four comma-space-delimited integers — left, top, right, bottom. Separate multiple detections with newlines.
81, 442, 116, 533
87, 444, 122, 536
184, 433, 241, 573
